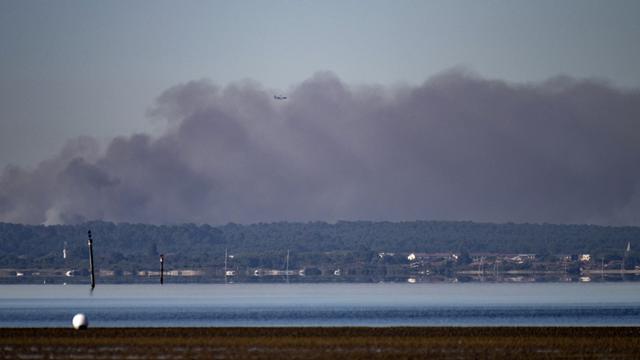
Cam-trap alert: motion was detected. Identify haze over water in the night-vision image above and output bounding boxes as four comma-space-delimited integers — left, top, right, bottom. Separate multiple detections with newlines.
2, 1, 640, 336
2, 283, 640, 327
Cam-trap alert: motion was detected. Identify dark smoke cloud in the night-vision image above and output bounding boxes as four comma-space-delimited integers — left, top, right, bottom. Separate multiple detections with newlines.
2, 70, 640, 225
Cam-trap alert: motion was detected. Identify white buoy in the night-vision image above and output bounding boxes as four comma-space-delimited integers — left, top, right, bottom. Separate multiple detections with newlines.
72, 313, 88, 330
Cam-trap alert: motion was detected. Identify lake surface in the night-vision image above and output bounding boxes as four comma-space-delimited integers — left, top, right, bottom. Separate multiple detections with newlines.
2, 283, 640, 327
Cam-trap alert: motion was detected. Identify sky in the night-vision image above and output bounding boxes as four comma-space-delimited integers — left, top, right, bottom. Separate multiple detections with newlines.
1, 0, 640, 226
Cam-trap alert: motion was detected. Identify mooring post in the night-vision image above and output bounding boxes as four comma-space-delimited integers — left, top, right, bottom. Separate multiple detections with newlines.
87, 230, 95, 290
160, 254, 164, 285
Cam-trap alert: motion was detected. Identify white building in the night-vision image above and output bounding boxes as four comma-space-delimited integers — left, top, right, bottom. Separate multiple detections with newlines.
579, 254, 591, 262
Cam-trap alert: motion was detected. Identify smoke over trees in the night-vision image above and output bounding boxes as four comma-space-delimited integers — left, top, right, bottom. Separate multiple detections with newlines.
1, 70, 639, 225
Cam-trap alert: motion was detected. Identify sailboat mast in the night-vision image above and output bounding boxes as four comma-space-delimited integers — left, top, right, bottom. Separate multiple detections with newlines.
224, 248, 228, 283
286, 250, 289, 272
286, 249, 290, 283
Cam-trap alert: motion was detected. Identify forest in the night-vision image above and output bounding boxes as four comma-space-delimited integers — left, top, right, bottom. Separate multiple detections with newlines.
1, 220, 639, 272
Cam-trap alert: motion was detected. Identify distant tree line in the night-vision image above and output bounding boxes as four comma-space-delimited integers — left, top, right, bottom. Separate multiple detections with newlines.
0, 220, 639, 270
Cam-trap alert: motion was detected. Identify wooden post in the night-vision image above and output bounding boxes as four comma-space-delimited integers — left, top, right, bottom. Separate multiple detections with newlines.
87, 230, 95, 290
224, 248, 227, 284
160, 254, 164, 285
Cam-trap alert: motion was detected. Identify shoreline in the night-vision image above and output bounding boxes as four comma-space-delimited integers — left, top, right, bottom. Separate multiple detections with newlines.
2, 274, 640, 285
2, 327, 640, 359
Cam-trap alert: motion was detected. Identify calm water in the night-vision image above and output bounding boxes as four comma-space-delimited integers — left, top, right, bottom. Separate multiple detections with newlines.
1, 283, 640, 327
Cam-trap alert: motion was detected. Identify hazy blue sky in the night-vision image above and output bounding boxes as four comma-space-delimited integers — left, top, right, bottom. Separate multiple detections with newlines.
1, 0, 639, 169
2, 1, 640, 226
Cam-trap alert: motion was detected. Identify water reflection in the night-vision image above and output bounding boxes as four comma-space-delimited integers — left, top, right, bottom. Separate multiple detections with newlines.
1, 283, 640, 327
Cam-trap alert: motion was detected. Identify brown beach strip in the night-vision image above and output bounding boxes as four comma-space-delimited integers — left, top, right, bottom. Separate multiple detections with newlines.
1, 327, 639, 359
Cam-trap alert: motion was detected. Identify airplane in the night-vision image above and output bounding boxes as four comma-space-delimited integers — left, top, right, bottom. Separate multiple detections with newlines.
274, 95, 287, 100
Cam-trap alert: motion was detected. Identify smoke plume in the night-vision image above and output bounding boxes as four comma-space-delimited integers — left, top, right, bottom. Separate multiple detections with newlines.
2, 70, 640, 225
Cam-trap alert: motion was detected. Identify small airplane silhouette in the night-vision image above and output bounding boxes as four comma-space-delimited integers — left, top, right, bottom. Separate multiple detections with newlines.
274, 95, 287, 100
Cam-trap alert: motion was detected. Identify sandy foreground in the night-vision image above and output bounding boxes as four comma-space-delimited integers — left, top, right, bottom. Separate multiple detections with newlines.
1, 327, 639, 359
